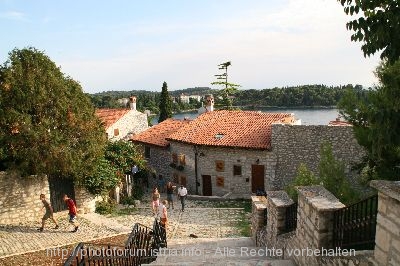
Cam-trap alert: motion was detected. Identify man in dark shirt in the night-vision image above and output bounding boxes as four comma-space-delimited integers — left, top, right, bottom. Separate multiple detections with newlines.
37, 194, 59, 232
63, 194, 79, 232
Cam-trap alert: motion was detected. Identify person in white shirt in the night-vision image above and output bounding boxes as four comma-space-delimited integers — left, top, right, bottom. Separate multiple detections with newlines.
177, 185, 188, 212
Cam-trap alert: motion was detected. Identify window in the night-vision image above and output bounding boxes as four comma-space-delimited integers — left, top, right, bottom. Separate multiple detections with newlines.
179, 154, 186, 165
145, 146, 151, 158
233, 165, 242, 176
215, 160, 225, 172
216, 176, 224, 187
114, 128, 120, 136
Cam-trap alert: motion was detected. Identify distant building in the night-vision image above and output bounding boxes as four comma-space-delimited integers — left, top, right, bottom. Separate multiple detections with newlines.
131, 118, 191, 182
179, 93, 202, 104
96, 96, 149, 141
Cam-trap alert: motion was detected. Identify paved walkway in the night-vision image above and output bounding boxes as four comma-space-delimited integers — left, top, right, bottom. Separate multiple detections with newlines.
0, 199, 248, 259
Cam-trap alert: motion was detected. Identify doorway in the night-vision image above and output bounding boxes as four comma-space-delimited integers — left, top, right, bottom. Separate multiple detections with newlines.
251, 165, 265, 193
202, 175, 212, 196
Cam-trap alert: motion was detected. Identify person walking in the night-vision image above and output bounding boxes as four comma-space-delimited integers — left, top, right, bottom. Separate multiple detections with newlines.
63, 194, 79, 233
158, 200, 168, 229
151, 187, 160, 215
166, 182, 175, 209
37, 194, 59, 232
177, 185, 188, 212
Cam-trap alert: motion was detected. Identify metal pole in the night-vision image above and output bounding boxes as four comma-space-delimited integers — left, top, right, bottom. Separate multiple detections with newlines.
194, 146, 199, 195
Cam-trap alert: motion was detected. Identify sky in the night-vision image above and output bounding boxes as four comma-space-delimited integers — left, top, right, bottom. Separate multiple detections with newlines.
0, 0, 381, 93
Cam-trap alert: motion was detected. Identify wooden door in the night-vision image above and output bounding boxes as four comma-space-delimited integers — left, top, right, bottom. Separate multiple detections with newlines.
202, 175, 212, 196
49, 176, 75, 212
251, 165, 265, 193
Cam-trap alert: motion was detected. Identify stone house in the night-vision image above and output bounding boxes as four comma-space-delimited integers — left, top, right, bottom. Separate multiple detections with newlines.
165, 110, 298, 196
96, 96, 148, 141
130, 118, 191, 186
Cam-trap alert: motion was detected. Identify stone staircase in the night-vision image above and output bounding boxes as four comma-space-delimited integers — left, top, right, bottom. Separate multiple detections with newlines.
143, 237, 295, 266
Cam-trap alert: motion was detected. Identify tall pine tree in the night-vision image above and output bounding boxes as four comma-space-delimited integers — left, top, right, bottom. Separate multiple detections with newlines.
158, 81, 172, 123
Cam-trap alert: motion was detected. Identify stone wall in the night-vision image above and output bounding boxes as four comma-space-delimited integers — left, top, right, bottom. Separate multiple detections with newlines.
107, 110, 149, 141
74, 185, 101, 214
286, 186, 345, 265
147, 145, 171, 182
0, 172, 50, 224
169, 141, 276, 196
271, 124, 366, 190
370, 180, 400, 266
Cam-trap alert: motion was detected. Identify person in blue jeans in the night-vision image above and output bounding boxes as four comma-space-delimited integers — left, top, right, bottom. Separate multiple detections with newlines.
177, 185, 188, 211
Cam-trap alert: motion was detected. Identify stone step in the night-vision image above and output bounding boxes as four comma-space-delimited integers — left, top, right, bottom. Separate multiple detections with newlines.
143, 237, 296, 266
143, 258, 295, 266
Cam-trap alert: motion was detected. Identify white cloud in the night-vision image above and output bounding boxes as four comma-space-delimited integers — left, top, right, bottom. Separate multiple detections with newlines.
0, 11, 26, 21
57, 0, 380, 92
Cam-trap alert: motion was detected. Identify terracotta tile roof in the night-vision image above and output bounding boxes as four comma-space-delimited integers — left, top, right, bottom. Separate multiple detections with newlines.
167, 110, 294, 150
131, 119, 191, 148
328, 119, 352, 126
95, 109, 131, 129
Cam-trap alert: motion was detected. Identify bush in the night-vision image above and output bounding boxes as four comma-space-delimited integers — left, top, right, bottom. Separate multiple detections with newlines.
132, 184, 144, 200
95, 200, 116, 215
286, 143, 361, 205
285, 163, 320, 201
120, 196, 136, 206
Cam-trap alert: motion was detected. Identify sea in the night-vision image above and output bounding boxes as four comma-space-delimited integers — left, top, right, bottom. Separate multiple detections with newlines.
151, 108, 340, 126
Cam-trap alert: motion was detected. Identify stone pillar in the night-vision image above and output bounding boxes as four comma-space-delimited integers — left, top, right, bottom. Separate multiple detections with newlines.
251, 196, 267, 243
265, 191, 294, 249
290, 186, 345, 265
370, 180, 400, 266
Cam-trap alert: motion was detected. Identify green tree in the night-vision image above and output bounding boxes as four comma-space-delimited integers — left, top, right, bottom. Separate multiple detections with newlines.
212, 61, 240, 109
338, 0, 400, 64
339, 61, 400, 181
285, 163, 319, 201
105, 140, 147, 176
158, 81, 172, 123
83, 158, 119, 196
319, 143, 359, 205
0, 47, 106, 178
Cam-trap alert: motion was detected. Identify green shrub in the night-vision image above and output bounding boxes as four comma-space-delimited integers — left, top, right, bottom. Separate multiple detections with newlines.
286, 143, 361, 205
285, 163, 320, 201
120, 196, 136, 206
95, 200, 116, 215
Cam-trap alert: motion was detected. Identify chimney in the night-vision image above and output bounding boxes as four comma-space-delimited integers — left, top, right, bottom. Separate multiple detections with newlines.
129, 96, 137, 110
205, 94, 214, 112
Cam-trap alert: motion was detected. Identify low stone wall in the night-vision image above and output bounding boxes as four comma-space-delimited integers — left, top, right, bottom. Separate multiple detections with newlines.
74, 186, 101, 214
0, 171, 50, 224
252, 186, 379, 265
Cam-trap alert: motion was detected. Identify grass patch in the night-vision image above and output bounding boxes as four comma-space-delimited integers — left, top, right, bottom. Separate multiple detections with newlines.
214, 199, 252, 212
237, 212, 251, 237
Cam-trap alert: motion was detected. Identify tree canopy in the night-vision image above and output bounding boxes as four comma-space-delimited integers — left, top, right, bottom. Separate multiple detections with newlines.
339, 61, 400, 180
158, 81, 172, 123
0, 47, 106, 178
338, 0, 400, 63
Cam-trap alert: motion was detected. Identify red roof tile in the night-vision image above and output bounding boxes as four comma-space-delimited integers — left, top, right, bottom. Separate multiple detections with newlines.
131, 119, 191, 147
95, 109, 131, 129
167, 110, 294, 150
328, 119, 352, 126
